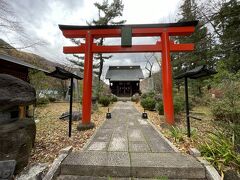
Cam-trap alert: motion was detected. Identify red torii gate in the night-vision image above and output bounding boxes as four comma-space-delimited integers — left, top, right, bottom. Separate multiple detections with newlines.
59, 21, 198, 129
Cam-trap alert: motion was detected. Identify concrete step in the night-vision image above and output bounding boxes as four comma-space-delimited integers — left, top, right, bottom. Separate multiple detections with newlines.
60, 151, 205, 179
117, 97, 131, 101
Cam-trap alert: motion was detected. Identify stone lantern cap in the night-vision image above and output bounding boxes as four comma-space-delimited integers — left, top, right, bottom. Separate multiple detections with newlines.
0, 74, 36, 111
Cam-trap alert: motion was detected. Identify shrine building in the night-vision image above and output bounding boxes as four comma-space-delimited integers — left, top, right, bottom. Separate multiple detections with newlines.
105, 65, 144, 97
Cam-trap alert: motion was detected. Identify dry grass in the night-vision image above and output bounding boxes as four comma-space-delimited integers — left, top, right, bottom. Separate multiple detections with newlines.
30, 101, 216, 162
134, 102, 218, 154
29, 102, 110, 165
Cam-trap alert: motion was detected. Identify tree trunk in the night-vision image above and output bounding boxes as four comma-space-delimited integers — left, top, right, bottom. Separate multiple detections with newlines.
98, 38, 104, 81
98, 55, 104, 81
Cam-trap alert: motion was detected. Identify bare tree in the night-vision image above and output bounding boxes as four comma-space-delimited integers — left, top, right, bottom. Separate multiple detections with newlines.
152, 53, 161, 69
0, 0, 22, 32
144, 53, 162, 76
0, 0, 45, 50
144, 54, 155, 78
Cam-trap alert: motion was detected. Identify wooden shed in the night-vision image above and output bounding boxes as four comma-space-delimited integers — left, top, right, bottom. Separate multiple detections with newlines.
0, 54, 48, 82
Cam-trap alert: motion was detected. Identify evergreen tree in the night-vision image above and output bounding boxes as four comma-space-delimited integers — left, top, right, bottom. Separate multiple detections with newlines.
172, 0, 213, 95
212, 0, 240, 74
173, 0, 213, 72
69, 0, 126, 81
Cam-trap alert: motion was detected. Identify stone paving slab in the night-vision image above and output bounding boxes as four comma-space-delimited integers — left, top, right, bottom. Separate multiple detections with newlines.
147, 138, 174, 153
128, 129, 145, 142
108, 137, 128, 151
88, 141, 109, 151
129, 141, 150, 152
61, 151, 130, 177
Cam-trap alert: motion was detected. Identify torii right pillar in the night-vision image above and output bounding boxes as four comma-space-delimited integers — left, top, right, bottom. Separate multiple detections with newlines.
161, 32, 174, 125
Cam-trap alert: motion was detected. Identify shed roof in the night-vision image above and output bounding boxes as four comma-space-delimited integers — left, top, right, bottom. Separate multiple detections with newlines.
46, 67, 83, 80
175, 65, 217, 79
105, 66, 144, 81
0, 54, 49, 73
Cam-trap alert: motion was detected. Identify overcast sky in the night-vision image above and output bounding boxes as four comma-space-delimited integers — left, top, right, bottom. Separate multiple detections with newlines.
2, 0, 183, 78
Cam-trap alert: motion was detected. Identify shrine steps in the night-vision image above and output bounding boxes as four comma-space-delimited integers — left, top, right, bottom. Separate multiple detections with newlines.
57, 175, 206, 180
58, 151, 205, 179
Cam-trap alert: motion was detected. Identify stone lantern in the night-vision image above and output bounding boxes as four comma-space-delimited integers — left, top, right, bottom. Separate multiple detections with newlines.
0, 74, 36, 173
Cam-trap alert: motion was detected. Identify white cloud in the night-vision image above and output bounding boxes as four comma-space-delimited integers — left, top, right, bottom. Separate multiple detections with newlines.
122, 0, 180, 24
1, 0, 183, 77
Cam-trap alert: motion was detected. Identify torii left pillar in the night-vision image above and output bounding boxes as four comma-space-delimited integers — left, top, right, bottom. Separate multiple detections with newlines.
77, 31, 95, 130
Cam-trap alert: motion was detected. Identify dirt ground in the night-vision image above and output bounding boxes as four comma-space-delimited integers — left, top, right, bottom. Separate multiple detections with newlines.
29, 102, 110, 165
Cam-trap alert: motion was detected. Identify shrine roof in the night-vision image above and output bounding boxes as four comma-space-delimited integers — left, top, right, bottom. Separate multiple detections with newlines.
105, 65, 144, 81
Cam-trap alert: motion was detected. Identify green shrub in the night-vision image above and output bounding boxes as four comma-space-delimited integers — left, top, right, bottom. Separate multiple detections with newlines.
231, 124, 240, 152
190, 128, 198, 140
156, 101, 164, 115
141, 93, 148, 99
211, 99, 240, 123
99, 96, 111, 107
210, 80, 240, 124
156, 96, 185, 115
192, 95, 211, 106
199, 131, 240, 173
37, 97, 49, 105
111, 96, 118, 102
154, 94, 162, 101
140, 97, 156, 111
174, 96, 185, 115
170, 126, 184, 142
141, 91, 155, 99
131, 93, 140, 103
48, 97, 56, 102
216, 121, 240, 153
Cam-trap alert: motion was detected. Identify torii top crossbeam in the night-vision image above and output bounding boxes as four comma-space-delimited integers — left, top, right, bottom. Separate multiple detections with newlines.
59, 21, 198, 128
59, 21, 198, 54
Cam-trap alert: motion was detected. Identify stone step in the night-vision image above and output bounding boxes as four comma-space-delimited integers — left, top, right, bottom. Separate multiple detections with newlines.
57, 175, 131, 180
60, 151, 205, 179
57, 175, 206, 180
117, 97, 131, 101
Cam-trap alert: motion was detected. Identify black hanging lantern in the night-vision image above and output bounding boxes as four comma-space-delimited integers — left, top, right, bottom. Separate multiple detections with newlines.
175, 65, 216, 137
46, 67, 83, 137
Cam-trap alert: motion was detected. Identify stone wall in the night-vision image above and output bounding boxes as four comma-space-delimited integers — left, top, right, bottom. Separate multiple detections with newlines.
140, 71, 162, 94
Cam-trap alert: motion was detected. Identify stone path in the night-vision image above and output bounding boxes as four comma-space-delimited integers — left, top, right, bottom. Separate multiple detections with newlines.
58, 101, 205, 179
86, 101, 174, 153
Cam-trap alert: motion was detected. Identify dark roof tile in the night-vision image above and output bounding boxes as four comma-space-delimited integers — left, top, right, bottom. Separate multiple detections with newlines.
106, 66, 144, 81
